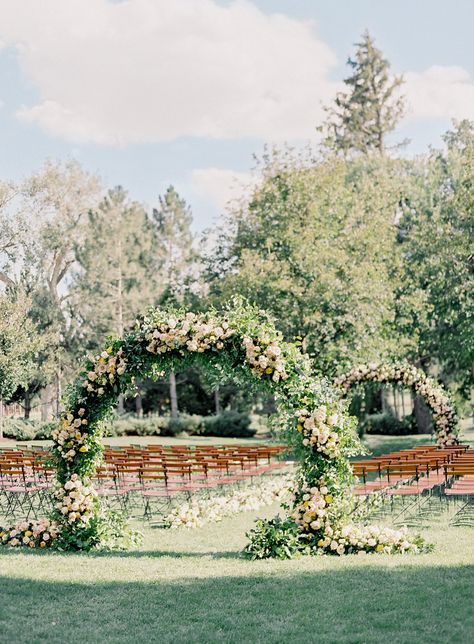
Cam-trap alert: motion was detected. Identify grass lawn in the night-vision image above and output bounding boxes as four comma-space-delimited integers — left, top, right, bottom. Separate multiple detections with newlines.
2, 423, 472, 642
360, 421, 474, 458
1, 502, 473, 644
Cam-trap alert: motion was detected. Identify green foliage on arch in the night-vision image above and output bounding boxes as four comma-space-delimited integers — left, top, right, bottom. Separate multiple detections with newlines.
6, 300, 428, 555
335, 362, 459, 446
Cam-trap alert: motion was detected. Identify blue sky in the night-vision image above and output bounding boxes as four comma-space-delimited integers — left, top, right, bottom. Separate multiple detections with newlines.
1, 0, 473, 230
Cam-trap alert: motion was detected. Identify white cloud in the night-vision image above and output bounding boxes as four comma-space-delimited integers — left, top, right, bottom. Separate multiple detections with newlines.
2, 1, 473, 146
191, 167, 255, 212
0, 0, 338, 145
404, 65, 474, 121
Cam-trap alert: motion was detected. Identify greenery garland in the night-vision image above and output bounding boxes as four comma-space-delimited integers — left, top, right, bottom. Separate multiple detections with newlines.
334, 362, 459, 446
1, 300, 429, 555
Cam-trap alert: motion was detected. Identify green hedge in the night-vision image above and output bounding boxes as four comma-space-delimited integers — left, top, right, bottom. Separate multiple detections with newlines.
1, 419, 57, 441
2, 412, 257, 441
361, 412, 418, 436
201, 410, 255, 438
105, 411, 256, 438
104, 415, 201, 437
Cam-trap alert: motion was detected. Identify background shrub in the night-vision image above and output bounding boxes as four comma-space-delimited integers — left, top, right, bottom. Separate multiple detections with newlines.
200, 411, 256, 438
3, 411, 258, 441
361, 412, 418, 436
1, 419, 55, 441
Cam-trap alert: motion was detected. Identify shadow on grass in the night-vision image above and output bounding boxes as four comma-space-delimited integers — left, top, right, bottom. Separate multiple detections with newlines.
1, 565, 473, 643
0, 547, 242, 559
91, 549, 243, 559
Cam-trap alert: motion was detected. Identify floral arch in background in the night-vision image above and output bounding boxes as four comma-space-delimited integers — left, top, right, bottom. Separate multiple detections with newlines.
334, 362, 459, 447
1, 301, 428, 555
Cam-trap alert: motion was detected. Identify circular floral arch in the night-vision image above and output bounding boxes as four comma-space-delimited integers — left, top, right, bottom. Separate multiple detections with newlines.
23, 302, 426, 555
334, 362, 459, 447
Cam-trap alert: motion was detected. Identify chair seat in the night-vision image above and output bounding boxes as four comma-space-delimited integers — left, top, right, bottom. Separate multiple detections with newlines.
142, 488, 177, 498
96, 488, 128, 497
6, 485, 37, 493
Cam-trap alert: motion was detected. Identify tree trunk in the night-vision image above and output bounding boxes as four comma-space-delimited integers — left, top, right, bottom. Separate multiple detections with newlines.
135, 383, 143, 418
169, 370, 178, 419
41, 387, 47, 421
55, 369, 62, 417
413, 395, 433, 434
117, 394, 125, 415
41, 386, 51, 421
24, 390, 31, 419
214, 386, 221, 415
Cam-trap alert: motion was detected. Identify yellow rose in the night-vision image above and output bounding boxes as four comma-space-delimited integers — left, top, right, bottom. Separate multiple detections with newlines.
106, 347, 113, 354
375, 544, 384, 552
265, 367, 273, 374
317, 539, 326, 547
79, 445, 89, 453
25, 530, 33, 537
325, 495, 333, 504
296, 424, 303, 432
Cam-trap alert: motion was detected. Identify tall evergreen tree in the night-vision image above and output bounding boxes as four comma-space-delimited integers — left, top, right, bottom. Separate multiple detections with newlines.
320, 31, 406, 156
152, 186, 196, 302
74, 186, 156, 343
73, 187, 158, 414
152, 186, 197, 417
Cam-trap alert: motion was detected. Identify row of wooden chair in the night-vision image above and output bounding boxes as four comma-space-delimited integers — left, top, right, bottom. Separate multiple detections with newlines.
0, 443, 288, 520
94, 445, 289, 518
352, 444, 469, 482
352, 444, 471, 497
445, 475, 474, 496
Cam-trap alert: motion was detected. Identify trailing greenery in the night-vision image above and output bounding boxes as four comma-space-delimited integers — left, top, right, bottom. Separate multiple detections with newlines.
335, 362, 459, 446
244, 516, 305, 560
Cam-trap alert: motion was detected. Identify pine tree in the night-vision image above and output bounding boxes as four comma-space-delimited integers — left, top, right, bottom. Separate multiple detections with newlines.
152, 186, 196, 302
152, 186, 197, 417
73, 187, 158, 414
320, 31, 406, 156
73, 186, 156, 344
